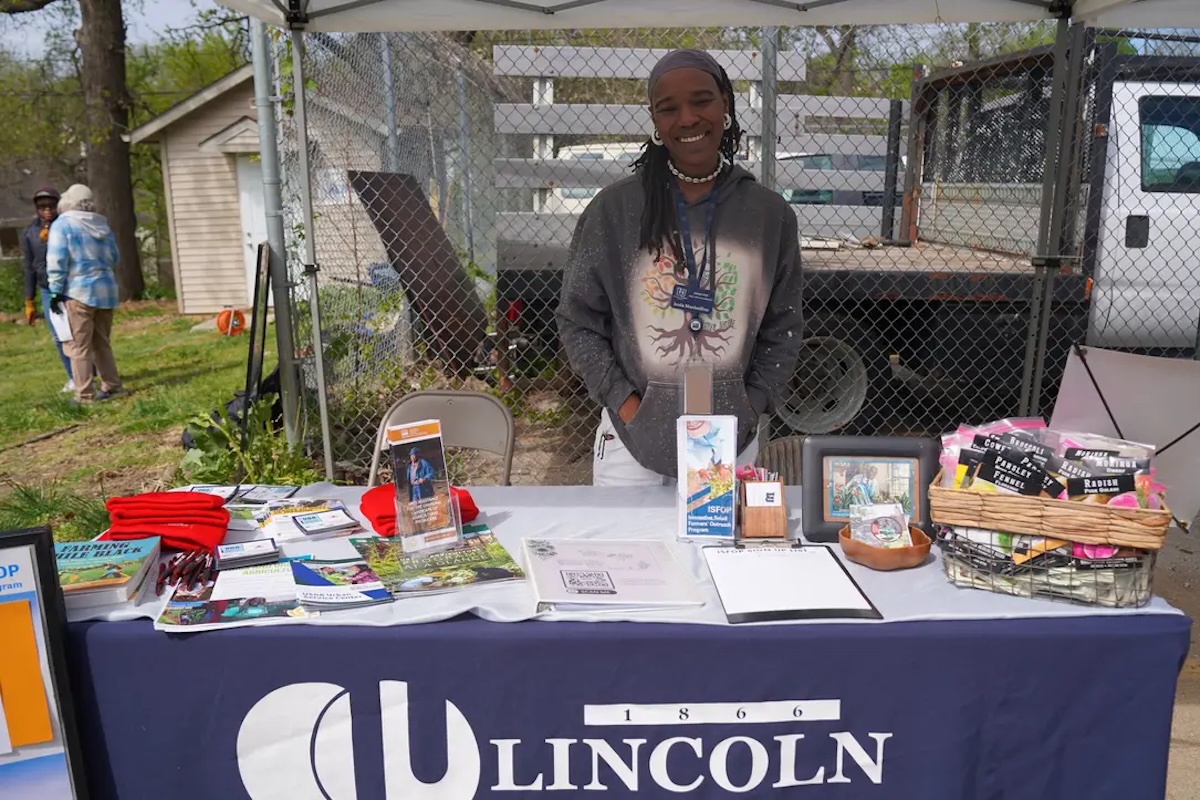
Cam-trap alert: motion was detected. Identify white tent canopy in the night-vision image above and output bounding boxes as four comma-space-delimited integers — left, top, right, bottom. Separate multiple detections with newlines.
217, 0, 1200, 32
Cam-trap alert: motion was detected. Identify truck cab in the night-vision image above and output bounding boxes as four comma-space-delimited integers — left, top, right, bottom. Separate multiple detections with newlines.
1089, 78, 1200, 351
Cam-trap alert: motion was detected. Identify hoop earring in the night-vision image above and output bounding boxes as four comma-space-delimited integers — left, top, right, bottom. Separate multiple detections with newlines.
723, 113, 732, 130
651, 129, 663, 146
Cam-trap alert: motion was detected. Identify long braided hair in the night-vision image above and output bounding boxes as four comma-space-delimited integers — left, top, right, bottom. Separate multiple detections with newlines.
633, 65, 743, 261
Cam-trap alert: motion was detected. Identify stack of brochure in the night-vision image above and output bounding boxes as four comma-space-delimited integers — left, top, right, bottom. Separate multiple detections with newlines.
256, 499, 366, 542
215, 539, 280, 571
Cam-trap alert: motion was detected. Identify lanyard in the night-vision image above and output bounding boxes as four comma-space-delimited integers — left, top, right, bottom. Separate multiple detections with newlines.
671, 180, 718, 291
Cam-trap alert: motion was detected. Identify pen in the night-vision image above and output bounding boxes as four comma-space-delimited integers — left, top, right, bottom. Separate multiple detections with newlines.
155, 561, 169, 596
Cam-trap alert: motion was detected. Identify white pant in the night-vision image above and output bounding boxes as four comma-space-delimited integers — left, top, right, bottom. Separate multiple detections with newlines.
592, 409, 760, 487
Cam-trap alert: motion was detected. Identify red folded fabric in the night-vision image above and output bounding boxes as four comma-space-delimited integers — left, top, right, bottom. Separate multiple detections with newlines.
101, 491, 231, 553
100, 520, 228, 554
106, 492, 227, 513
108, 509, 231, 528
359, 483, 479, 537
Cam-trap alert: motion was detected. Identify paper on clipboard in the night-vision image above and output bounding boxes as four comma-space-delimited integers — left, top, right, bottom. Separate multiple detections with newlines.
48, 305, 72, 342
702, 545, 881, 623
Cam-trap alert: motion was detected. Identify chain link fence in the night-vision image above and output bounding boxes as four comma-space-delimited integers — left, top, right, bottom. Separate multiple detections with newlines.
270, 23, 1200, 485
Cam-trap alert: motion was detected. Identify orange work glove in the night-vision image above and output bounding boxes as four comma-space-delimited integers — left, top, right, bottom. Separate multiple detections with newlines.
24, 298, 36, 326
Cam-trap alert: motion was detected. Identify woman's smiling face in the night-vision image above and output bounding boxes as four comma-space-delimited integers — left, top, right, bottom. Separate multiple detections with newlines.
650, 67, 728, 175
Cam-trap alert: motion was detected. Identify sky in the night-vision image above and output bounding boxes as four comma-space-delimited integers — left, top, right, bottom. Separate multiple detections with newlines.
0, 0, 226, 59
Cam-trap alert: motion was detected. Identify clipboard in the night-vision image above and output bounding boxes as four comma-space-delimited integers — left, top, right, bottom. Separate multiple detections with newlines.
701, 542, 882, 623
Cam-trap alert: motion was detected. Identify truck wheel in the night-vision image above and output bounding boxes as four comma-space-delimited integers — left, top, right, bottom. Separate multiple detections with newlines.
774, 311, 889, 436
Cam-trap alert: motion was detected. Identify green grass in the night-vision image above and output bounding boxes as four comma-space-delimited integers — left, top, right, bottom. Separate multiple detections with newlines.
0, 300, 279, 540
0, 258, 23, 315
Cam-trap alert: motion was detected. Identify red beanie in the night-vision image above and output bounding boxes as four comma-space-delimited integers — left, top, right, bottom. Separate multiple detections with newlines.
359, 483, 478, 537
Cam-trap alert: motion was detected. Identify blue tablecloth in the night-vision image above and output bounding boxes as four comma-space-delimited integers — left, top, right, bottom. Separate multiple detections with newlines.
67, 610, 1189, 800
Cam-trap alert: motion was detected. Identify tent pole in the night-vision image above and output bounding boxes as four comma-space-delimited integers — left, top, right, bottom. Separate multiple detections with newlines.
290, 28, 337, 480
250, 19, 301, 446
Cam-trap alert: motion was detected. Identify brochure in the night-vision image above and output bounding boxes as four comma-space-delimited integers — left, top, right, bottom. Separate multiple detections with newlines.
215, 539, 280, 570
255, 499, 366, 542
292, 508, 361, 536
521, 538, 703, 613
677, 415, 738, 540
385, 419, 461, 554
290, 559, 393, 610
154, 563, 312, 633
350, 524, 524, 596
237, 485, 300, 503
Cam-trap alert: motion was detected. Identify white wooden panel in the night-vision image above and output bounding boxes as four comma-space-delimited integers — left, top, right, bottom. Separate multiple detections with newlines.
493, 45, 806, 82
776, 133, 888, 156
495, 205, 884, 254
493, 95, 904, 135
493, 158, 886, 191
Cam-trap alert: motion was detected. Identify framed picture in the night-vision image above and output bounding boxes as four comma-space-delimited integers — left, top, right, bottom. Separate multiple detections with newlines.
800, 436, 940, 542
0, 526, 90, 799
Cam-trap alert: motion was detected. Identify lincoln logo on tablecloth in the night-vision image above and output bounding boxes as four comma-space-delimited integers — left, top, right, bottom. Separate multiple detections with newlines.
236, 681, 893, 798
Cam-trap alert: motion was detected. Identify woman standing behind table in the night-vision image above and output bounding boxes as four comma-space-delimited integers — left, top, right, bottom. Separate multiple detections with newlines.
557, 49, 806, 486
46, 184, 124, 404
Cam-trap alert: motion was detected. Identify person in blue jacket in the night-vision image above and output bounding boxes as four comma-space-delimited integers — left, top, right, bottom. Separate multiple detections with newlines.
407, 446, 436, 501
20, 186, 74, 392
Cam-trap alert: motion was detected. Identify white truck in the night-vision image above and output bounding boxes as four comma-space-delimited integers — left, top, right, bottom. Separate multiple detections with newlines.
780, 38, 1200, 436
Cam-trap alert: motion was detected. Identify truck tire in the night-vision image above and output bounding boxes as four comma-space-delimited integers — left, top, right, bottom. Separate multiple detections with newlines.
773, 310, 890, 436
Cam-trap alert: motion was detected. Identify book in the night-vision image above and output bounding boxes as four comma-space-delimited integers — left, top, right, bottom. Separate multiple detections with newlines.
385, 419, 461, 554
677, 415, 738, 540
54, 537, 160, 609
521, 538, 703, 613
350, 524, 524, 596
290, 559, 394, 610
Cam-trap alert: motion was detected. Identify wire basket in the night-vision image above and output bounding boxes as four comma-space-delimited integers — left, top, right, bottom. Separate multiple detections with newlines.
928, 470, 1172, 551
937, 525, 1155, 609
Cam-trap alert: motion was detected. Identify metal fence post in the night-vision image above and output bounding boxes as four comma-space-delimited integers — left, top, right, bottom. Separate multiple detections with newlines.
289, 29, 336, 480
250, 19, 301, 446
1029, 21, 1088, 417
881, 99, 904, 240
759, 26, 779, 191
1018, 14, 1071, 418
381, 34, 401, 173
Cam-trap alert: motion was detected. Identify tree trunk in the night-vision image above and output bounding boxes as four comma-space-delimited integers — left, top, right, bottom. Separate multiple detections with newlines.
79, 0, 143, 300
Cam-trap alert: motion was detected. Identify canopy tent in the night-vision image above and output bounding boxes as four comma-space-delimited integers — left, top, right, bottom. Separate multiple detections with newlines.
218, 0, 1200, 31
224, 0, 1200, 480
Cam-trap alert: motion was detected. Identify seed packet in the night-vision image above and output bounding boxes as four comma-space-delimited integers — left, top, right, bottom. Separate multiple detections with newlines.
849, 502, 912, 549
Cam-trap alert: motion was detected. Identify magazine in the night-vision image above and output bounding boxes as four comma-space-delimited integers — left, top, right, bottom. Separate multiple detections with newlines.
385, 419, 461, 554
350, 525, 524, 596
154, 562, 312, 633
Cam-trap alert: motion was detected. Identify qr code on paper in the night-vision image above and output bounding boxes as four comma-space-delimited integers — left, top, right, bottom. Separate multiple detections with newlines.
561, 570, 616, 595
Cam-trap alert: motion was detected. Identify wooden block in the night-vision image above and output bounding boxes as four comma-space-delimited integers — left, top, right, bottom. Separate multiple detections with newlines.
740, 480, 789, 540
683, 365, 713, 416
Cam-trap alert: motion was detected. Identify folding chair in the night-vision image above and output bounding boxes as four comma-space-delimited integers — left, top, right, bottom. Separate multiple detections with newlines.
367, 390, 515, 487
754, 435, 805, 486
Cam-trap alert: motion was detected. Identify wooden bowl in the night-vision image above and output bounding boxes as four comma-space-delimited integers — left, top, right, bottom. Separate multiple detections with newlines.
838, 525, 932, 571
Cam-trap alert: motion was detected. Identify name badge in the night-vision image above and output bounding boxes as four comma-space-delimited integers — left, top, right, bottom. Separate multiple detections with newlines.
670, 284, 715, 315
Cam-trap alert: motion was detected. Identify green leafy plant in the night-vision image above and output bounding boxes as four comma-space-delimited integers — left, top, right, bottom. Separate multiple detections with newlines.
0, 481, 111, 543
180, 393, 321, 486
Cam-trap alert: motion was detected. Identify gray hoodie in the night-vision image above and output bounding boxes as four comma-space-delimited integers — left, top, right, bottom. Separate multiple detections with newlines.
557, 165, 805, 478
